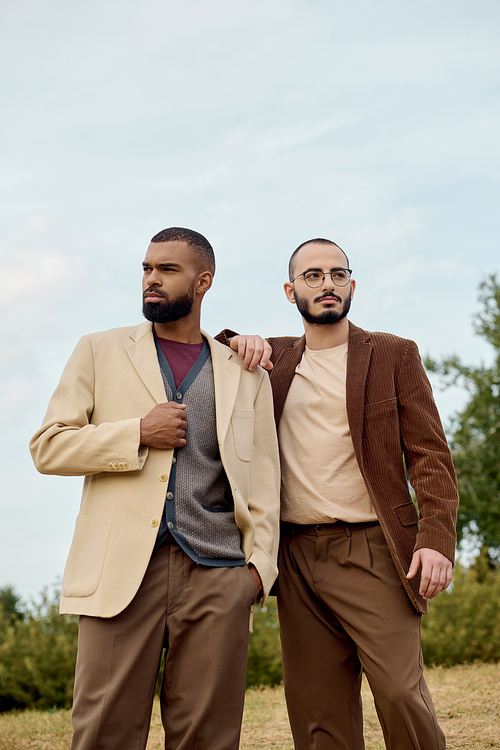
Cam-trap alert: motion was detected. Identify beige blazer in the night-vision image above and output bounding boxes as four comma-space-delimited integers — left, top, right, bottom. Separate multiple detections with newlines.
30, 322, 280, 617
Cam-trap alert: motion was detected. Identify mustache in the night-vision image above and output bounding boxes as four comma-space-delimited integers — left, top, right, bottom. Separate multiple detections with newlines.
143, 287, 168, 301
314, 292, 342, 303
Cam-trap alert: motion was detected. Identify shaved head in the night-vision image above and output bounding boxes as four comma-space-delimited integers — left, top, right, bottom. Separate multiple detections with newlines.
289, 238, 349, 281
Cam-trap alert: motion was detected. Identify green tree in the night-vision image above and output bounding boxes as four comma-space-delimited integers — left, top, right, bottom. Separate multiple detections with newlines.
425, 274, 500, 556
0, 586, 24, 623
0, 586, 78, 712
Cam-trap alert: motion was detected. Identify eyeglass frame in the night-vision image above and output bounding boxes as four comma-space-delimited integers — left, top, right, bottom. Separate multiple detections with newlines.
291, 267, 353, 288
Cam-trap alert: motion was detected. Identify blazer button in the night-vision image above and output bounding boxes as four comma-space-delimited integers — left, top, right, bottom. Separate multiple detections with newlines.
113, 462, 119, 470
159, 473, 168, 482
150, 518, 159, 528
108, 463, 114, 470
123, 461, 129, 469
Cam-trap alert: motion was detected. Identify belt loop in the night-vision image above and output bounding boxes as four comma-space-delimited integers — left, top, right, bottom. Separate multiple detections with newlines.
344, 522, 352, 537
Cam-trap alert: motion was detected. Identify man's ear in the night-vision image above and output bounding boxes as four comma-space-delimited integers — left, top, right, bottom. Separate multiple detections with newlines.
197, 272, 213, 295
284, 281, 296, 304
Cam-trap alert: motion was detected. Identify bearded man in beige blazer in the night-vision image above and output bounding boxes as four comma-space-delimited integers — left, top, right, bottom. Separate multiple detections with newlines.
30, 227, 280, 750
217, 238, 459, 750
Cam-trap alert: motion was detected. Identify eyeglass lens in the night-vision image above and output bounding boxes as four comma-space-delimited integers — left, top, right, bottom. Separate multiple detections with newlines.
303, 270, 351, 287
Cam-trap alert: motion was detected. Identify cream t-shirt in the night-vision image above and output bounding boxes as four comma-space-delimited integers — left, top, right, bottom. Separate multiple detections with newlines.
278, 342, 377, 524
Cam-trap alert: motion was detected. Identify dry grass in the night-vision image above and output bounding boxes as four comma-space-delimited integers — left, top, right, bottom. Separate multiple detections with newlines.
0, 663, 499, 749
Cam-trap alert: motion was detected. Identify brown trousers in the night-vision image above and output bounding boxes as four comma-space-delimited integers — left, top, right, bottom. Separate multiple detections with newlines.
277, 522, 445, 750
70, 542, 257, 750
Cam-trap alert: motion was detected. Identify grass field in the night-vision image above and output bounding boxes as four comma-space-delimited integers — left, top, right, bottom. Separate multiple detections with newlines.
0, 662, 498, 749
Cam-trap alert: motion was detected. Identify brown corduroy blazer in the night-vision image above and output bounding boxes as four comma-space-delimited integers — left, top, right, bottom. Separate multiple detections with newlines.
218, 321, 459, 614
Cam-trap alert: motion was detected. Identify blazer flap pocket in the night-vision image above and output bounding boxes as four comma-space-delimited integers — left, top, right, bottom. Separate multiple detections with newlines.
62, 514, 112, 598
394, 501, 419, 527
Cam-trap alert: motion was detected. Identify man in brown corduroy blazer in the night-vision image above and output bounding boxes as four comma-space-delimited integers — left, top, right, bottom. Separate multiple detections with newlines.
218, 238, 459, 750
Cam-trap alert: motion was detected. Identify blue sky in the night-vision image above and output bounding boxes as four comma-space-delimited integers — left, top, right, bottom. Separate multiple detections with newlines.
1, 0, 499, 600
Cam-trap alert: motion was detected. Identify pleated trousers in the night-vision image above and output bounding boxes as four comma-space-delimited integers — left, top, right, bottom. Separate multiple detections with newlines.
277, 522, 446, 750
70, 541, 257, 750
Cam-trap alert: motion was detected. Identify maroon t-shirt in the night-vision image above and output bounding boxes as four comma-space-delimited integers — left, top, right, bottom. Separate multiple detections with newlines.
156, 337, 204, 388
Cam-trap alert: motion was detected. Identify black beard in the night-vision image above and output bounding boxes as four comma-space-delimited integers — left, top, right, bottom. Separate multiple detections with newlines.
142, 289, 194, 324
295, 292, 351, 325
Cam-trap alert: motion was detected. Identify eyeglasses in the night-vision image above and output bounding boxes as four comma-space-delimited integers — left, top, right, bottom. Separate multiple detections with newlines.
291, 268, 353, 288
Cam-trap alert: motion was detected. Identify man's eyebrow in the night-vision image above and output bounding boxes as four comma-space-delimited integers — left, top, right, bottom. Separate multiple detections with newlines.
300, 266, 323, 274
301, 266, 347, 273
142, 262, 182, 269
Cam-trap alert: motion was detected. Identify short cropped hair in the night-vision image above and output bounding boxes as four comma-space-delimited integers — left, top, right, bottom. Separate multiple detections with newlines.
150, 227, 215, 274
288, 238, 349, 281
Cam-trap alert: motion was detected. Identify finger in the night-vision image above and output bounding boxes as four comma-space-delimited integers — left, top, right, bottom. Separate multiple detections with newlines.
444, 566, 453, 590
428, 565, 452, 598
420, 566, 441, 599
406, 552, 421, 580
246, 343, 264, 372
259, 341, 273, 370
165, 404, 187, 419
242, 340, 256, 370
406, 563, 417, 580
236, 337, 249, 361
420, 579, 436, 599
248, 338, 272, 371
246, 337, 271, 371
417, 560, 433, 597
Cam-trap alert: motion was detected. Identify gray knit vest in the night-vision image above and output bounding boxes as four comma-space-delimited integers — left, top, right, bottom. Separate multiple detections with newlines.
152, 338, 245, 567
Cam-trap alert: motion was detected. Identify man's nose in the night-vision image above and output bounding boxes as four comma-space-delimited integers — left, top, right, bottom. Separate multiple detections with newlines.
321, 273, 336, 290
147, 268, 162, 286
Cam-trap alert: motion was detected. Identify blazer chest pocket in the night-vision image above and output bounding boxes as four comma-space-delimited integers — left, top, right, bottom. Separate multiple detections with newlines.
362, 397, 399, 456
61, 514, 112, 598
364, 396, 398, 419
230, 409, 255, 462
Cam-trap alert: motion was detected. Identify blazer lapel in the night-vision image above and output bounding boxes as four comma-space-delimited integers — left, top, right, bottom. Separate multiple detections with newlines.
126, 322, 167, 404
206, 333, 242, 446
270, 336, 306, 423
346, 322, 373, 467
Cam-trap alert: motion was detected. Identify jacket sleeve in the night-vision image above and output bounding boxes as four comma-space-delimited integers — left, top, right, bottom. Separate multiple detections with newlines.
397, 340, 459, 562
243, 373, 281, 602
214, 329, 240, 346
30, 335, 148, 476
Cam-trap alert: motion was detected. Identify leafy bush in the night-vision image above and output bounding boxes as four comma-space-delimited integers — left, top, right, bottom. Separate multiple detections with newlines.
422, 554, 500, 666
246, 598, 282, 688
0, 587, 77, 712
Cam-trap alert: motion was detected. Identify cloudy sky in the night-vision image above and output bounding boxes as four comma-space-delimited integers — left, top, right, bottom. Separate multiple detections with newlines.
1, 0, 499, 601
